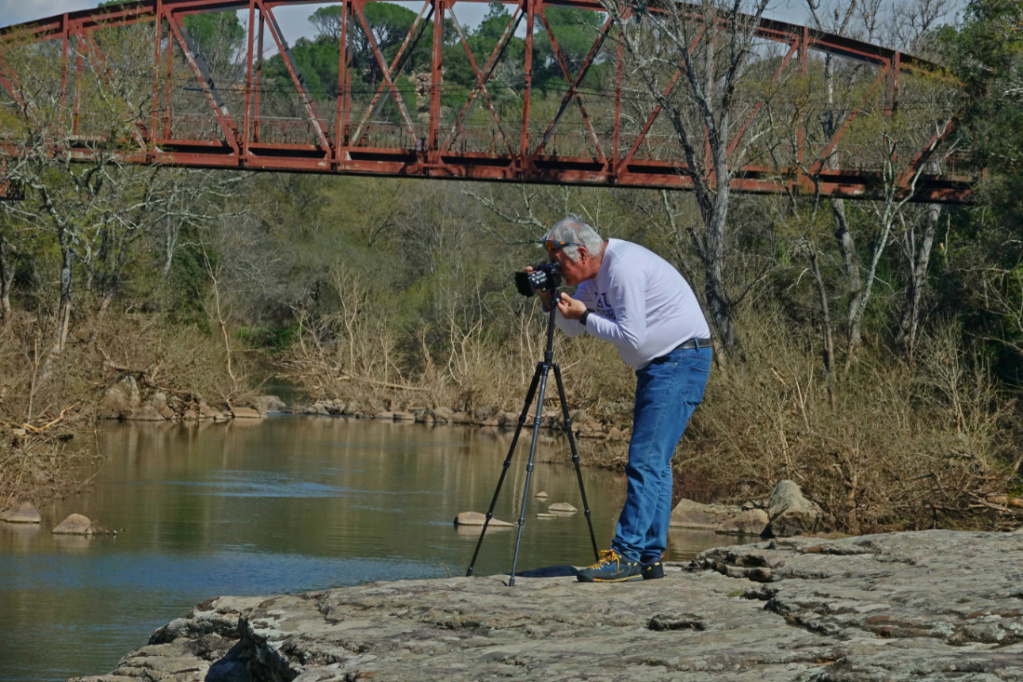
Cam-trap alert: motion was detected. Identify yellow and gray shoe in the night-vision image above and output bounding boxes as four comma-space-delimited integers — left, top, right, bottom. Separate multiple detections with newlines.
576, 549, 643, 583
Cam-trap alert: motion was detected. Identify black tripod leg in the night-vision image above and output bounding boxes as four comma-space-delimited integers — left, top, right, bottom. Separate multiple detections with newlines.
465, 361, 544, 577
508, 361, 551, 586
553, 362, 600, 561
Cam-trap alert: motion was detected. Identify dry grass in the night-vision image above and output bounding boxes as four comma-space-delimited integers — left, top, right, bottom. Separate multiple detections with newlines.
281, 298, 1023, 533
0, 309, 243, 505
680, 308, 1022, 533
280, 290, 637, 419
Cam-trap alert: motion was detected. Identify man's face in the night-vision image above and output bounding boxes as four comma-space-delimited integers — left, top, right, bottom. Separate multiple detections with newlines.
550, 247, 590, 286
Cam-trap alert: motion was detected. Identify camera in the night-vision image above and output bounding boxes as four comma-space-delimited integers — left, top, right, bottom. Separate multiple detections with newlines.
515, 262, 562, 297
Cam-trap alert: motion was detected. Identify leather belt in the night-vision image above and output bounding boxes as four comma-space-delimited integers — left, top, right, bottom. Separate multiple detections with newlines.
674, 337, 712, 351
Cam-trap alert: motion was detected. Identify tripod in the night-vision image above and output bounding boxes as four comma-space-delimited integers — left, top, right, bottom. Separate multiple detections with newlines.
466, 294, 599, 585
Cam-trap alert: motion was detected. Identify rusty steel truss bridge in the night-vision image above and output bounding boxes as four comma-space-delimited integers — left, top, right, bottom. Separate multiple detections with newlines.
0, 0, 972, 202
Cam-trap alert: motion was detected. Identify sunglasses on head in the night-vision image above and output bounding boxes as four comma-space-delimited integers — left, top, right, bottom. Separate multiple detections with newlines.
542, 239, 583, 253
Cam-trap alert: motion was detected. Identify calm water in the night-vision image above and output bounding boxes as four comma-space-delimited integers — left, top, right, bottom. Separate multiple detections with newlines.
0, 417, 740, 681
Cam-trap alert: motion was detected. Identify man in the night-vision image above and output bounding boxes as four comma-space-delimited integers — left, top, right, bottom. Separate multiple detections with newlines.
531, 216, 712, 583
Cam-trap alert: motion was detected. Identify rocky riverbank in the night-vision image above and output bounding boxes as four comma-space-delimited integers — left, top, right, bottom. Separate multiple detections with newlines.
72, 529, 1023, 682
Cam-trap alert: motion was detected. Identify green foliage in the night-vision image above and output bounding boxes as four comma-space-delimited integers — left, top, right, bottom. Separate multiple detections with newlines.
182, 11, 244, 76
165, 242, 213, 330
533, 7, 608, 94
265, 3, 608, 123
941, 0, 1023, 173
182, 12, 244, 52
237, 324, 299, 352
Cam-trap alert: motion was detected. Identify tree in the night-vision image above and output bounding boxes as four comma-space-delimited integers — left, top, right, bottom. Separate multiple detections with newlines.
599, 0, 775, 356
182, 10, 245, 82
937, 0, 1023, 380
0, 20, 242, 350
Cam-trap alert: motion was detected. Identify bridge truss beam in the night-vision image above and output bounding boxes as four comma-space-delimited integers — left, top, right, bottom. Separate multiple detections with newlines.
0, 0, 972, 202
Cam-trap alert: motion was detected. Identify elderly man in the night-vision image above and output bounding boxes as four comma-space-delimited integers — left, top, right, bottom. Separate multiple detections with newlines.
532, 216, 712, 582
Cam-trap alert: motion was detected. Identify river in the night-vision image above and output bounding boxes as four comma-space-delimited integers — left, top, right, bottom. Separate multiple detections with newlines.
0, 417, 743, 681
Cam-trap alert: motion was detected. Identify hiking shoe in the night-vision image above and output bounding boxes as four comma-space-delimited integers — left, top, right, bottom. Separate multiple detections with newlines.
640, 555, 664, 580
576, 549, 642, 583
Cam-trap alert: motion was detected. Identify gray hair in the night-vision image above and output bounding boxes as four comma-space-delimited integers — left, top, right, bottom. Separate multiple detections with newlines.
544, 215, 603, 262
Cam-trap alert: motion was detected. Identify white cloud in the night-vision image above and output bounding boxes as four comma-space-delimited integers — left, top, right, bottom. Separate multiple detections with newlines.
1, 1, 100, 29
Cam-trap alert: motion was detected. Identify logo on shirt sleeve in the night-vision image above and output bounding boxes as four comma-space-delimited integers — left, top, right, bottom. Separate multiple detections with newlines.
595, 292, 616, 321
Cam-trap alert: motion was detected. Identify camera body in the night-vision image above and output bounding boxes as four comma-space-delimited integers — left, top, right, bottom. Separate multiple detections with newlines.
516, 262, 562, 297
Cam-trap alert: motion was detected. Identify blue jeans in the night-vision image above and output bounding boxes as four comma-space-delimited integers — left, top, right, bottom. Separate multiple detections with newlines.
610, 346, 711, 562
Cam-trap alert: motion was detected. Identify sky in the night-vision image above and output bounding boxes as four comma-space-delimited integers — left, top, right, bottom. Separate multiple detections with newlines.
1, 0, 823, 35
0, 0, 357, 35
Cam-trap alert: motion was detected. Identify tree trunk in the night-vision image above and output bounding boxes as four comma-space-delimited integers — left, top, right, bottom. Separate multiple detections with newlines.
809, 246, 836, 408
55, 230, 73, 354
813, 10, 863, 363
0, 234, 13, 326
162, 214, 176, 278
832, 198, 863, 351
703, 188, 738, 355
897, 203, 940, 356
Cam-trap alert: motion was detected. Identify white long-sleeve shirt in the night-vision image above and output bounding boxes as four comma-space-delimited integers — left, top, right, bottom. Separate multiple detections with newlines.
555, 239, 710, 370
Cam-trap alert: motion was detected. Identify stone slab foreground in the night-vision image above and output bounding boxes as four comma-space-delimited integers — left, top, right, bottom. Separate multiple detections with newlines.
72, 530, 1023, 682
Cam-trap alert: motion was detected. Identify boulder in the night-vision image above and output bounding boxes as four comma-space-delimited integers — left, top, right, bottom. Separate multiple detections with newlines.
474, 406, 497, 421
764, 479, 826, 538
232, 407, 262, 419
252, 395, 286, 415
308, 401, 332, 416
547, 502, 577, 513
149, 391, 170, 411
670, 498, 744, 530
393, 411, 416, 421
431, 407, 454, 424
497, 411, 520, 428
98, 375, 141, 419
1, 501, 41, 524
309, 400, 344, 416
542, 410, 562, 429
535, 491, 549, 499
606, 427, 627, 441
374, 412, 395, 420
574, 420, 605, 439
452, 511, 513, 527
451, 411, 473, 424
717, 508, 769, 536
198, 402, 222, 420
52, 513, 93, 535
127, 404, 166, 421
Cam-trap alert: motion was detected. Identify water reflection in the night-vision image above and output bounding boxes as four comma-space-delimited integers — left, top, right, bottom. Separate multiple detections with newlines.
0, 417, 751, 682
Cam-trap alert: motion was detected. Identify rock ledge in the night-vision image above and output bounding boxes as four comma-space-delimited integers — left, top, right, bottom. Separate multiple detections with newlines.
72, 530, 1023, 681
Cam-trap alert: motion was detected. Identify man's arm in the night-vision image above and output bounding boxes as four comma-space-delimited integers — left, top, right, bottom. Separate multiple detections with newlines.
579, 267, 648, 349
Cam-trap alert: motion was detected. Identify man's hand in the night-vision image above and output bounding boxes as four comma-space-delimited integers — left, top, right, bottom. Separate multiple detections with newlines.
556, 293, 587, 320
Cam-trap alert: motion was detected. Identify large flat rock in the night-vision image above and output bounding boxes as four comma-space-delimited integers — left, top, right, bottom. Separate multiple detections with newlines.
72, 530, 1023, 681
